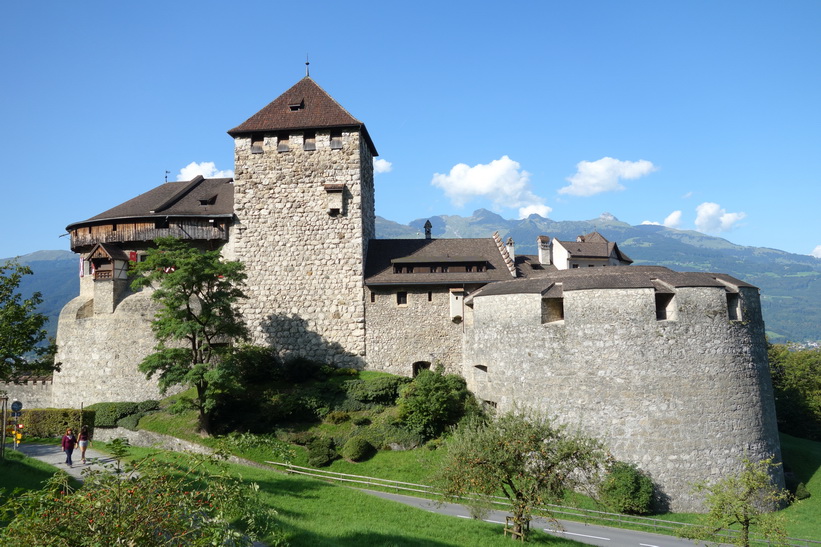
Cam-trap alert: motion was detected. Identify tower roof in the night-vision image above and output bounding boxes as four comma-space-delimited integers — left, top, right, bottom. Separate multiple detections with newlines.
227, 77, 377, 155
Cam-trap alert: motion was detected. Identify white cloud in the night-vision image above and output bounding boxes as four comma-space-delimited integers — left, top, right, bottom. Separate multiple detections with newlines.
811, 245, 821, 258
177, 161, 233, 181
374, 158, 393, 174
559, 157, 657, 196
682, 191, 693, 199
694, 202, 746, 233
641, 220, 661, 226
663, 210, 682, 228
431, 155, 551, 219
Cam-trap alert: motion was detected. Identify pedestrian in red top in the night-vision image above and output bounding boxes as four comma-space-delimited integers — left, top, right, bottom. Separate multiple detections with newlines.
61, 428, 77, 467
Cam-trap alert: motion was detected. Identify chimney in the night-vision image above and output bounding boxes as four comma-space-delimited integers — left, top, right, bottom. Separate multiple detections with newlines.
537, 235, 552, 265
424, 220, 432, 240
505, 237, 515, 262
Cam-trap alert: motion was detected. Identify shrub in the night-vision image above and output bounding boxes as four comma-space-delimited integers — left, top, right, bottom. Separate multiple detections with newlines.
342, 436, 375, 462
307, 436, 337, 467
86, 402, 139, 428
795, 482, 811, 500
280, 430, 315, 446
352, 416, 371, 426
600, 462, 655, 515
136, 400, 160, 413
397, 369, 472, 440
18, 408, 93, 438
344, 376, 411, 407
116, 413, 144, 431
282, 357, 326, 383
325, 410, 350, 424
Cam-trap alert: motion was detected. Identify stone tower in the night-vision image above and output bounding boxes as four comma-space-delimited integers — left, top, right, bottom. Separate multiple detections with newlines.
228, 77, 377, 365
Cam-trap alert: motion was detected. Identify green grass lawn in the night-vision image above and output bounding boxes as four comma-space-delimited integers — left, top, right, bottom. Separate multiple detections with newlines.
0, 449, 63, 504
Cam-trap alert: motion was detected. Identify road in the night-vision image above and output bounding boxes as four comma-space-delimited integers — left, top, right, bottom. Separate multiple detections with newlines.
364, 489, 702, 547
14, 443, 118, 481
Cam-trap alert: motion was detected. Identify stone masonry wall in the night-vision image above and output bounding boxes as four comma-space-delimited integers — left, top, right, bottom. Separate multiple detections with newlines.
1, 379, 54, 409
51, 289, 167, 407
365, 286, 466, 376
463, 285, 781, 512
232, 130, 373, 367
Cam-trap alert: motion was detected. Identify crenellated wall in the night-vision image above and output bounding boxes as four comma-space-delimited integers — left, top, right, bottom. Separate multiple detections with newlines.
232, 130, 373, 366
463, 284, 780, 512
1, 378, 54, 409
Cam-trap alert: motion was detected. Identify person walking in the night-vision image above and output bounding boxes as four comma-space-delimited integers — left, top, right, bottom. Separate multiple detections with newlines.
78, 425, 91, 464
61, 428, 77, 467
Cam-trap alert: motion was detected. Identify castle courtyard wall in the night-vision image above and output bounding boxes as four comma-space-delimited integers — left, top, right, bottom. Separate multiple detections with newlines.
364, 286, 468, 376
463, 285, 781, 512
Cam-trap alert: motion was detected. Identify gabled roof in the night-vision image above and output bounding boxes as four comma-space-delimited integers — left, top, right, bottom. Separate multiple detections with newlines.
87, 242, 130, 262
365, 238, 542, 285
227, 77, 377, 156
555, 232, 633, 264
66, 176, 234, 230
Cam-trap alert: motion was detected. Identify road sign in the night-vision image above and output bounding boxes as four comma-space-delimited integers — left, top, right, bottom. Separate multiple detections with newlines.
10, 401, 22, 412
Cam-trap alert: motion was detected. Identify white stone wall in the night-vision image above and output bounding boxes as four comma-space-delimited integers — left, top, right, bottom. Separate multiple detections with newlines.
51, 288, 167, 407
463, 285, 780, 512
0, 379, 54, 409
232, 130, 373, 366
365, 286, 467, 376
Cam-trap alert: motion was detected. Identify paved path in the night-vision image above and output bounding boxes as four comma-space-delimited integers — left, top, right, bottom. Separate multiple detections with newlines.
363, 490, 702, 547
14, 443, 118, 481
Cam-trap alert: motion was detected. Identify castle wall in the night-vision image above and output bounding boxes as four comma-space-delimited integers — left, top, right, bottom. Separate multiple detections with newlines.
0, 378, 54, 409
232, 130, 373, 366
463, 285, 781, 512
364, 286, 467, 376
51, 289, 167, 407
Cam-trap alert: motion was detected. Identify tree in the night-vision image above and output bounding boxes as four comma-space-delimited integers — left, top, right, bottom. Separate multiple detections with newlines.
130, 238, 249, 433
434, 411, 605, 541
768, 342, 821, 440
0, 260, 55, 382
683, 456, 790, 547
397, 367, 474, 440
0, 438, 285, 546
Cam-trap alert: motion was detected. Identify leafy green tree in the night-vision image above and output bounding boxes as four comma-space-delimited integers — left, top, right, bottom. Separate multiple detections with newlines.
0, 438, 285, 546
435, 411, 605, 541
768, 342, 821, 440
397, 368, 474, 440
0, 260, 55, 381
130, 237, 249, 433
683, 456, 789, 547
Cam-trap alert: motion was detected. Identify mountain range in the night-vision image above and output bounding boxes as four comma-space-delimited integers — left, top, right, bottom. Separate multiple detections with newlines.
5, 210, 820, 344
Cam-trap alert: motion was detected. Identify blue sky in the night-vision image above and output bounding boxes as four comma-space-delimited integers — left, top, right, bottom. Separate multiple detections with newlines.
2, 1, 820, 259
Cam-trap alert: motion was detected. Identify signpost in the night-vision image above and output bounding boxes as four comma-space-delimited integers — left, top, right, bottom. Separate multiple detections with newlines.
0, 395, 6, 459
9, 400, 22, 450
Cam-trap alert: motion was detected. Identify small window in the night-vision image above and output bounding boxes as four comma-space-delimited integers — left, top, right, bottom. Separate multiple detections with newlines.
330, 130, 343, 149
370, 292, 376, 303
428, 291, 432, 302
288, 99, 304, 111
397, 291, 408, 306
588, 264, 595, 267
303, 132, 316, 151
655, 293, 676, 321
112, 223, 117, 232
571, 264, 579, 269
727, 293, 742, 321
277, 133, 289, 153
474, 364, 488, 372
541, 297, 564, 323
154, 218, 169, 229
251, 133, 264, 154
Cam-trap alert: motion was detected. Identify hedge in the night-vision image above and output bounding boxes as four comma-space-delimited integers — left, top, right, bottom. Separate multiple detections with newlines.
15, 409, 95, 439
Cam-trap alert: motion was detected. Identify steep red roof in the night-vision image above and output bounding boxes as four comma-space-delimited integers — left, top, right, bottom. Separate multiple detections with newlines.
227, 77, 377, 155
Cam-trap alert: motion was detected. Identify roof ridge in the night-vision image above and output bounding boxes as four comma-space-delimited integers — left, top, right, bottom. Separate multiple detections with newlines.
150, 175, 205, 214
492, 231, 517, 277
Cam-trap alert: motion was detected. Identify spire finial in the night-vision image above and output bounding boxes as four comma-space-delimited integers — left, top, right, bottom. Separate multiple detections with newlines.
305, 54, 310, 77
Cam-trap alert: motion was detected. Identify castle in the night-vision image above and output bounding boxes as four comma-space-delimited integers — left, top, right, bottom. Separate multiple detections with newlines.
12, 75, 781, 511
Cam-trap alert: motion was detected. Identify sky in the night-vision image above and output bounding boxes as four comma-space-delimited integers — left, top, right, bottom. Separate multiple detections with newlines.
2, 1, 820, 259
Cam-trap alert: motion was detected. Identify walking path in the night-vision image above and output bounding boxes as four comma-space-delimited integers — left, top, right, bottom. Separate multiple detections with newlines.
14, 443, 118, 481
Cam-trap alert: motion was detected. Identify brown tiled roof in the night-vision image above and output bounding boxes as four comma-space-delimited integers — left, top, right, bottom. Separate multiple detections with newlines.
66, 176, 234, 230
227, 77, 377, 155
555, 232, 633, 264
467, 266, 756, 298
366, 238, 540, 286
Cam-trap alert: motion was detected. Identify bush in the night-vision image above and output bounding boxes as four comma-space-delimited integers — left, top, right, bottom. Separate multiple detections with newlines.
352, 416, 371, 426
325, 410, 350, 424
136, 400, 160, 413
397, 369, 472, 440
116, 413, 144, 431
282, 357, 326, 383
342, 436, 375, 462
85, 402, 140, 428
18, 409, 93, 438
600, 462, 655, 515
344, 376, 411, 407
795, 482, 811, 500
307, 436, 337, 467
